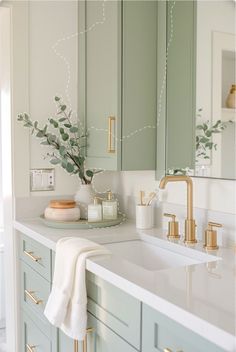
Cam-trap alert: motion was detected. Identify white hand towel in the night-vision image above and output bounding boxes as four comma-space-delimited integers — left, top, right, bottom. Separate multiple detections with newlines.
44, 237, 110, 340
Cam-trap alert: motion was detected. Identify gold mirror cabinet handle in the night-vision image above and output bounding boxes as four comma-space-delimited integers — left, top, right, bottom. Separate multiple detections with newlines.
74, 328, 94, 352
163, 349, 183, 352
25, 290, 43, 305
23, 250, 41, 262
107, 116, 116, 153
26, 344, 36, 352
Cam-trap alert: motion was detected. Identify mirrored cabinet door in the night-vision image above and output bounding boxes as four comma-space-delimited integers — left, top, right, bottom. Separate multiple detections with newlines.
163, 0, 236, 180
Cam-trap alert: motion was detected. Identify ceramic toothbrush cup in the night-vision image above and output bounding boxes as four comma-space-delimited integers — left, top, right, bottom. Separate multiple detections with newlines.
136, 205, 153, 229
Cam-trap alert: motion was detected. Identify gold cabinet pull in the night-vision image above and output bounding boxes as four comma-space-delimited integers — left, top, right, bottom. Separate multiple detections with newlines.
74, 328, 93, 352
26, 344, 36, 352
107, 116, 116, 153
23, 250, 41, 262
25, 290, 43, 305
163, 349, 183, 352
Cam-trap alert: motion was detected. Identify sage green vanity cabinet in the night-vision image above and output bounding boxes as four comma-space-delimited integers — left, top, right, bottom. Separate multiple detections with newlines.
82, 0, 157, 171
19, 233, 227, 352
142, 304, 225, 352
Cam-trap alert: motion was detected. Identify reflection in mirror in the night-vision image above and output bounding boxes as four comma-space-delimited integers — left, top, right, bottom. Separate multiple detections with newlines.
166, 0, 236, 180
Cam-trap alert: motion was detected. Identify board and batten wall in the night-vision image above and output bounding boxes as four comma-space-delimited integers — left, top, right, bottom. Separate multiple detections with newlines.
9, 1, 235, 216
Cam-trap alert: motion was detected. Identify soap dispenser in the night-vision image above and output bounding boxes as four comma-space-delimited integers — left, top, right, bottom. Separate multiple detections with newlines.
88, 197, 102, 222
102, 191, 118, 220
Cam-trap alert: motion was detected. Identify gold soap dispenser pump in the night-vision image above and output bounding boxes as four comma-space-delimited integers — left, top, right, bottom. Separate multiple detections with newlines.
204, 222, 222, 250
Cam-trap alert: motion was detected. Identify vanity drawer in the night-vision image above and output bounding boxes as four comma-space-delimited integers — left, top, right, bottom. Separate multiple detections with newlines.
86, 271, 141, 350
22, 311, 52, 352
142, 304, 225, 352
20, 234, 51, 282
21, 261, 51, 333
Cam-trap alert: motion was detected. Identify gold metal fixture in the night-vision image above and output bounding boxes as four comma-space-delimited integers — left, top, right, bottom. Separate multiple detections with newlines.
26, 344, 36, 352
204, 222, 222, 250
23, 250, 41, 262
159, 175, 197, 244
25, 290, 43, 305
74, 328, 93, 352
163, 349, 183, 352
164, 213, 180, 239
108, 116, 116, 153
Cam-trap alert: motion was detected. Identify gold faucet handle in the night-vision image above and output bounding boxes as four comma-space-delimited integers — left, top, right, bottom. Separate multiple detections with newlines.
204, 222, 222, 250
163, 213, 180, 239
208, 222, 222, 229
164, 213, 176, 221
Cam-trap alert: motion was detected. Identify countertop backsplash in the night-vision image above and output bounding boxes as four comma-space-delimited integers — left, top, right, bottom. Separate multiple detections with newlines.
15, 193, 236, 247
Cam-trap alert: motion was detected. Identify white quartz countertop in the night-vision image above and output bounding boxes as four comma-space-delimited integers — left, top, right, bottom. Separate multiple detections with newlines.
14, 218, 236, 351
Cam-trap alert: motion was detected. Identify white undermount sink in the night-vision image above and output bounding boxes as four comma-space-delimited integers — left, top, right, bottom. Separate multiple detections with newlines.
105, 239, 218, 272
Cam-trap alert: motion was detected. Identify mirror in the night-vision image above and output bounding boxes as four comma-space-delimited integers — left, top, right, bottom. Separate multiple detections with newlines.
164, 0, 236, 180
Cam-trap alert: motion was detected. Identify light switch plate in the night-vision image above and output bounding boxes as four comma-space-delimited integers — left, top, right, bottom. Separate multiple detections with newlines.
30, 168, 55, 192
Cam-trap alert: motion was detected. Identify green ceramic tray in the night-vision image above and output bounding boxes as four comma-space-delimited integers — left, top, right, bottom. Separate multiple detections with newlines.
40, 214, 126, 229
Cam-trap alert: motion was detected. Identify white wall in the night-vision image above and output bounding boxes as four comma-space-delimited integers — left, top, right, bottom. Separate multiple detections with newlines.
11, 0, 79, 198
29, 0, 79, 196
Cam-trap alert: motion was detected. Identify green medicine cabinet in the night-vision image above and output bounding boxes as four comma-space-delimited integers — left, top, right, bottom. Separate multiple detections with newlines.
78, 0, 158, 171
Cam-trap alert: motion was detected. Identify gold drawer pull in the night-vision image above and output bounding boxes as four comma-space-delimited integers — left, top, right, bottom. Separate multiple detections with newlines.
25, 290, 43, 305
26, 344, 36, 352
24, 250, 41, 262
163, 349, 183, 352
107, 116, 116, 153
74, 328, 93, 352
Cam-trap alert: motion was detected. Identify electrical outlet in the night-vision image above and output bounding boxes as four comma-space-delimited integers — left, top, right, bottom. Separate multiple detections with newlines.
30, 169, 55, 191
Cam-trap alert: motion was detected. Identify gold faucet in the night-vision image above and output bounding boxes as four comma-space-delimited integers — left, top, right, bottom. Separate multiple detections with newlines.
159, 175, 197, 244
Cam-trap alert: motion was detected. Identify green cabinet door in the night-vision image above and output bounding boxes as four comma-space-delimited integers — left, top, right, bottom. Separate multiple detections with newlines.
121, 0, 157, 170
86, 312, 137, 352
80, 0, 157, 171
58, 313, 138, 352
84, 0, 121, 170
166, 0, 196, 171
142, 304, 225, 352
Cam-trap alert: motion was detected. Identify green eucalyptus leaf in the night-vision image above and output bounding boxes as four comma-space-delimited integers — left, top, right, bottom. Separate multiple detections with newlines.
64, 123, 72, 129
205, 130, 212, 137
53, 121, 59, 128
36, 131, 44, 138
66, 163, 74, 173
86, 170, 93, 178
59, 128, 65, 135
62, 133, 69, 141
70, 126, 78, 133
48, 134, 57, 143
199, 137, 209, 143
50, 158, 61, 165
34, 121, 38, 128
61, 159, 67, 169
55, 96, 60, 102
59, 118, 66, 122
59, 146, 67, 156
41, 140, 50, 145
61, 105, 66, 112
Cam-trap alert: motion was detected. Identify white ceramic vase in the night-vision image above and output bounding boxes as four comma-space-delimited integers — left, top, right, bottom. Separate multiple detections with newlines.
74, 184, 95, 220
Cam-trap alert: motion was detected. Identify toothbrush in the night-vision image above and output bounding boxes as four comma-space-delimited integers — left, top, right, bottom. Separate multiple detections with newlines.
146, 191, 157, 206
140, 191, 145, 205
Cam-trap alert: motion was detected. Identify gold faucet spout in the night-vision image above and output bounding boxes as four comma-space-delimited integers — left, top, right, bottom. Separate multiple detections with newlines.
159, 175, 197, 244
